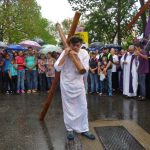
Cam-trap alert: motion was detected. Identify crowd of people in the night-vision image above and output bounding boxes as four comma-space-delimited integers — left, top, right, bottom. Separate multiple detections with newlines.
86, 42, 149, 100
0, 41, 149, 101
0, 47, 59, 94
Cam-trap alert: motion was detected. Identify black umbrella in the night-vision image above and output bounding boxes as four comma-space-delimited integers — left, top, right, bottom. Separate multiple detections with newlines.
89, 42, 105, 51
33, 38, 45, 46
106, 44, 122, 51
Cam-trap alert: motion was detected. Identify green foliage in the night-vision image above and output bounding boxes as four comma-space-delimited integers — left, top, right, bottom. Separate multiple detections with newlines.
122, 35, 134, 49
61, 18, 72, 35
0, 0, 57, 44
68, 0, 139, 44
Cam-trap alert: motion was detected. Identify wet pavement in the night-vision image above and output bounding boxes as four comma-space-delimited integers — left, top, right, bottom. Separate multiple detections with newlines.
0, 92, 150, 150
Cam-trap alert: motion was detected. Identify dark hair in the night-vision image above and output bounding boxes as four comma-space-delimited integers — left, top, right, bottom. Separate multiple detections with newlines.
47, 52, 52, 55
5, 53, 9, 58
134, 42, 143, 49
28, 47, 33, 50
103, 47, 108, 50
69, 36, 83, 44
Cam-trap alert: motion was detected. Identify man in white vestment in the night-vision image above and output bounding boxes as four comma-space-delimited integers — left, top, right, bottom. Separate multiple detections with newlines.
54, 36, 95, 140
120, 45, 138, 97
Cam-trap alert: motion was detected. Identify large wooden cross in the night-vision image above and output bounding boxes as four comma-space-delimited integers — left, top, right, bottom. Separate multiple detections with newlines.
127, 0, 150, 31
39, 12, 81, 121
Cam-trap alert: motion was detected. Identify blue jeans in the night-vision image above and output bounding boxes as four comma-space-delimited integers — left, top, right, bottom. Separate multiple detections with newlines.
47, 77, 54, 89
99, 79, 107, 93
138, 74, 146, 97
17, 70, 25, 91
26, 70, 37, 90
107, 69, 112, 95
89, 72, 99, 92
39, 73, 47, 91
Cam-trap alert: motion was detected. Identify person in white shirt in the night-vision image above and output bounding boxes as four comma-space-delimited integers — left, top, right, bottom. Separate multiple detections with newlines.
54, 36, 95, 141
111, 48, 119, 92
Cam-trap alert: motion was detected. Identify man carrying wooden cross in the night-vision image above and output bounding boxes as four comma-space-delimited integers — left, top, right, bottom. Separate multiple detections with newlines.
54, 36, 95, 141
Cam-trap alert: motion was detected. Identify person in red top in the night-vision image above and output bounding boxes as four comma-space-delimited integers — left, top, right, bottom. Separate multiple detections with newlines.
16, 51, 25, 94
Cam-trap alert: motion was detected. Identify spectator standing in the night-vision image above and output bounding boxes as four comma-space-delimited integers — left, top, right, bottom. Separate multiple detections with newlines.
0, 53, 4, 93
120, 45, 138, 98
89, 51, 99, 94
46, 52, 56, 90
8, 59, 18, 94
98, 57, 107, 96
38, 53, 47, 91
3, 54, 11, 94
100, 47, 113, 96
25, 47, 38, 94
111, 48, 119, 92
16, 51, 25, 94
134, 42, 149, 100
118, 49, 126, 91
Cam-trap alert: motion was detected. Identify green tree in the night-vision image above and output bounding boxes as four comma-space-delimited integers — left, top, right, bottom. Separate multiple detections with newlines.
61, 18, 72, 35
68, 0, 139, 44
0, 0, 56, 44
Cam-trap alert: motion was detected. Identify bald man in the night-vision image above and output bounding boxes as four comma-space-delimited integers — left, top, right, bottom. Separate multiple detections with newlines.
120, 45, 138, 97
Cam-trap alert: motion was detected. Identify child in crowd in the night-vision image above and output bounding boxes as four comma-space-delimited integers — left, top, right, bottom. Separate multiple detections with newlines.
8, 59, 18, 94
46, 52, 56, 90
3, 54, 11, 94
0, 53, 4, 93
16, 51, 25, 94
38, 53, 47, 91
98, 57, 107, 96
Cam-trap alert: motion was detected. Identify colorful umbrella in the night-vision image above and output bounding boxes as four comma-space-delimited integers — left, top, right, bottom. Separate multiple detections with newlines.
0, 41, 7, 48
19, 40, 41, 48
6, 44, 27, 51
89, 42, 104, 51
40, 44, 62, 54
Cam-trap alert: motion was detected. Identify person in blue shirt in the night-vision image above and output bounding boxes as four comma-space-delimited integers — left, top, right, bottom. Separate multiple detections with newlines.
8, 59, 18, 94
3, 53, 11, 94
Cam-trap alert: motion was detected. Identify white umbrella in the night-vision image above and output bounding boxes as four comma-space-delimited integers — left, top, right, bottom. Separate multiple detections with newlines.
0, 41, 7, 48
19, 40, 41, 48
40, 44, 62, 54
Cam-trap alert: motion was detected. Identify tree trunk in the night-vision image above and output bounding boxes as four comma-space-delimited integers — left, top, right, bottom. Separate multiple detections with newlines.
117, 0, 121, 45
0, 26, 3, 41
139, 0, 147, 37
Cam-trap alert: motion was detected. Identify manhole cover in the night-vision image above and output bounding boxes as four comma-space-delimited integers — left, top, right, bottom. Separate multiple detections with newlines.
95, 126, 145, 150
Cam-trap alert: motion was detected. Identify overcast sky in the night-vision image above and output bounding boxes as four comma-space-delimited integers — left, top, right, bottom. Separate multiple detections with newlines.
36, 0, 74, 23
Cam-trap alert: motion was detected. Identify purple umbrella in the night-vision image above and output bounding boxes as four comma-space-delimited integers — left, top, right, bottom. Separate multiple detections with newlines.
19, 40, 41, 48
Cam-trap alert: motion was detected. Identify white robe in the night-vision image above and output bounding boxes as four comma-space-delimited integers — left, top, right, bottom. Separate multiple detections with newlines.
120, 53, 138, 97
54, 49, 89, 133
